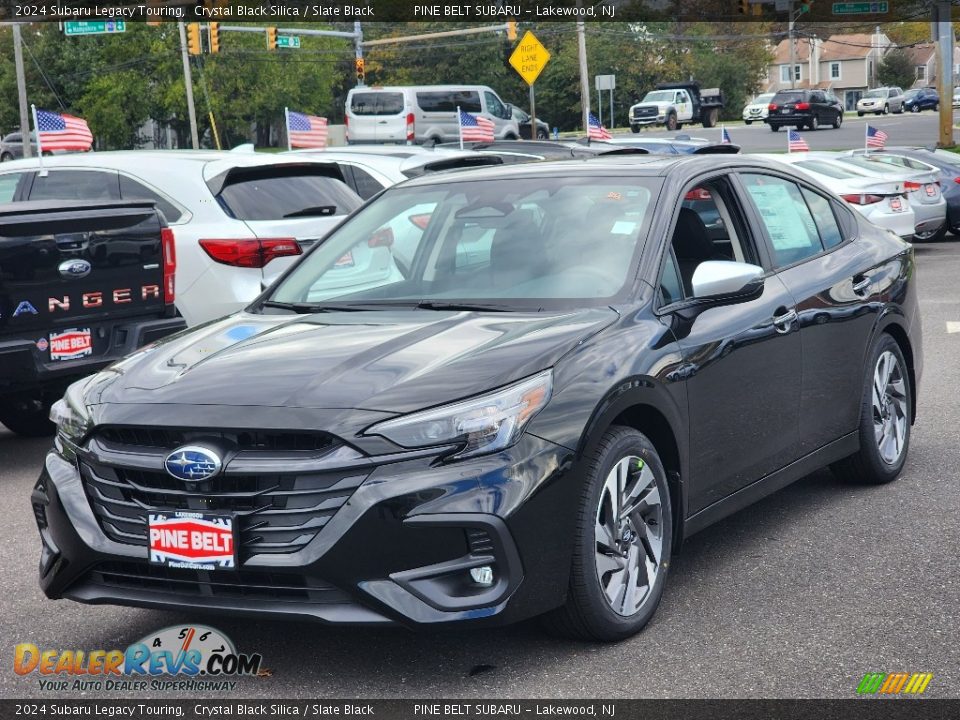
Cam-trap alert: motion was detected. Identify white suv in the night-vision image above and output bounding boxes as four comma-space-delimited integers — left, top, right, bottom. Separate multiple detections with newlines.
0, 152, 361, 325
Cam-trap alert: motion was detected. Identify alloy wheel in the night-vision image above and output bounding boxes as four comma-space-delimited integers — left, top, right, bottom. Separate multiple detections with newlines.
873, 350, 908, 465
594, 456, 664, 617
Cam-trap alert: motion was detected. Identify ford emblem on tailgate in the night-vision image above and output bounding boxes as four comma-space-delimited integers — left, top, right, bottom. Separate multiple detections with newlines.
58, 259, 92, 279
164, 446, 222, 481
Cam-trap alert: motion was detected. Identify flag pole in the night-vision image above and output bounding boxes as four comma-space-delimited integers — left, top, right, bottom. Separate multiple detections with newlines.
284, 107, 292, 151
787, 129, 791, 154
864, 122, 868, 155
31, 105, 47, 177
721, 124, 724, 143
457, 105, 463, 150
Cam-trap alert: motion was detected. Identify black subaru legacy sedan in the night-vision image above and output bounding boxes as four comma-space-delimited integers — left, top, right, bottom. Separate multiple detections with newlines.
35, 156, 922, 641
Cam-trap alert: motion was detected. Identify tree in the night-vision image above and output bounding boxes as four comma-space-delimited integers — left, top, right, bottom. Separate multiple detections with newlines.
878, 49, 915, 90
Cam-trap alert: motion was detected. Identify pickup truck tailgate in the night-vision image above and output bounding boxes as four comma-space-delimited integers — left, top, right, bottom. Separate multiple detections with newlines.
0, 200, 183, 388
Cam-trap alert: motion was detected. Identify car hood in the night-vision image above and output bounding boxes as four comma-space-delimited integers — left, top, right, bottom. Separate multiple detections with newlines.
84, 308, 618, 413
632, 101, 670, 110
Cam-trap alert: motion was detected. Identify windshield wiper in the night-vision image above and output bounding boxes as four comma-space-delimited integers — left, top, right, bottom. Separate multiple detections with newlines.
260, 300, 376, 313
282, 205, 337, 218
415, 301, 515, 312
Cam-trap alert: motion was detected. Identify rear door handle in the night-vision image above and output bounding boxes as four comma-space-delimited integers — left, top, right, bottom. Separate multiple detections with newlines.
773, 307, 798, 333
852, 274, 871, 294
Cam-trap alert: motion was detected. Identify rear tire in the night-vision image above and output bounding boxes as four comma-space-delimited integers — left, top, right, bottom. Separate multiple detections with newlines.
0, 152, 12, 162
857, 111, 865, 117
831, 334, 911, 485
809, 114, 819, 131
833, 113, 843, 129
543, 426, 672, 641
0, 398, 55, 438
882, 104, 889, 114
914, 223, 947, 243
769, 124, 780, 132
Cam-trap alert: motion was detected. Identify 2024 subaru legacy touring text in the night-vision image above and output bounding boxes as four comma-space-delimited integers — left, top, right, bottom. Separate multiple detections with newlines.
35, 156, 921, 641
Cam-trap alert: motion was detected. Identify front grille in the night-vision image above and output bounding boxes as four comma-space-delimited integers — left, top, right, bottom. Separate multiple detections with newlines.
633, 106, 657, 119
80, 427, 367, 561
87, 561, 352, 604
98, 426, 336, 453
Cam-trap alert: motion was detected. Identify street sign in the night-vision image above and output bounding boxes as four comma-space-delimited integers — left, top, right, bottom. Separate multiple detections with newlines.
595, 74, 616, 91
832, 2, 888, 14
509, 31, 551, 86
276, 36, 301, 49
63, 20, 126, 36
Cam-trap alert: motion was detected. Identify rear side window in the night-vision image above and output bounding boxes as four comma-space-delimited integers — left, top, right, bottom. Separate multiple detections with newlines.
0, 172, 26, 202
217, 172, 361, 221
416, 91, 482, 113
800, 188, 844, 249
741, 173, 825, 267
29, 169, 120, 201
119, 174, 183, 223
350, 92, 404, 116
347, 166, 386, 200
772, 91, 805, 104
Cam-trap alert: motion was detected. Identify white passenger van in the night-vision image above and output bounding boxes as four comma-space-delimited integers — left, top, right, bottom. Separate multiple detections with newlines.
345, 85, 520, 145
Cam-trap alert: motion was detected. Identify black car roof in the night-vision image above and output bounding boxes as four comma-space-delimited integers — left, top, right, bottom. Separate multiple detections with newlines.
398, 154, 791, 188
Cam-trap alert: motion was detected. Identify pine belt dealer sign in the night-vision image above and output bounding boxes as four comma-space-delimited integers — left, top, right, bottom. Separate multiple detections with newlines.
509, 30, 551, 85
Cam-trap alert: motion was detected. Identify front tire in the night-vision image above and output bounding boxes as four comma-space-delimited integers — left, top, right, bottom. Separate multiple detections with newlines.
833, 113, 843, 129
770, 124, 780, 132
883, 104, 889, 115
911, 105, 920, 113
665, 112, 678, 131
744, 120, 753, 125
831, 334, 911, 485
544, 426, 672, 641
630, 125, 640, 134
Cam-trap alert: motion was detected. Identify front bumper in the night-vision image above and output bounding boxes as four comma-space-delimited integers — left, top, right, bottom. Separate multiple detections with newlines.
34, 430, 576, 628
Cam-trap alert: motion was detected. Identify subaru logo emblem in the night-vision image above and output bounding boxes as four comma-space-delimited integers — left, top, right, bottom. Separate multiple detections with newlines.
164, 446, 222, 482
58, 259, 91, 279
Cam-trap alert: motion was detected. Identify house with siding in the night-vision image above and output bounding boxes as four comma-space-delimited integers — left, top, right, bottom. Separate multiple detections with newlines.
765, 33, 892, 111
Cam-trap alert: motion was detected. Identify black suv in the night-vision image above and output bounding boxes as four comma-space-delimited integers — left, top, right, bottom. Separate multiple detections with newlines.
35, 156, 922, 641
766, 89, 844, 131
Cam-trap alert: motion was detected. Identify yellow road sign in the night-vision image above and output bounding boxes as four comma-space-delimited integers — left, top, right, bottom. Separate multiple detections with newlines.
509, 30, 551, 86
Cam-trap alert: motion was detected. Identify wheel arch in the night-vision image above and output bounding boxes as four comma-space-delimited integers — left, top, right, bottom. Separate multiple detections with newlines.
575, 380, 688, 553
879, 320, 918, 424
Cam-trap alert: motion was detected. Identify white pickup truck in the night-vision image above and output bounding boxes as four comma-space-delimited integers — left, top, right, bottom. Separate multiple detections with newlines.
629, 83, 724, 132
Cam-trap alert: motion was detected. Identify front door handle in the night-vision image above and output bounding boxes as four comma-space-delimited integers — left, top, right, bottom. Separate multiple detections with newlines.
773, 307, 798, 334
852, 274, 871, 295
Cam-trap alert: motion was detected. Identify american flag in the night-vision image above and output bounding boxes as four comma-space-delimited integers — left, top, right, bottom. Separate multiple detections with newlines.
866, 125, 888, 149
287, 110, 328, 149
721, 126, 732, 144
587, 112, 612, 140
458, 109, 495, 142
35, 110, 92, 152
788, 128, 809, 152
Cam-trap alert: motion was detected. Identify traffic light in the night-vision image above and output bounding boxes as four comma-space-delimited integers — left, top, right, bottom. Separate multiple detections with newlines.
266, 27, 277, 50
209, 22, 220, 53
506, 21, 517, 41
798, 1, 812, 12
186, 22, 201, 55
355, 57, 365, 85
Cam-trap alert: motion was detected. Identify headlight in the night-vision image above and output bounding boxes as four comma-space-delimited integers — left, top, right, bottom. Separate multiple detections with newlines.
49, 380, 93, 454
365, 370, 553, 460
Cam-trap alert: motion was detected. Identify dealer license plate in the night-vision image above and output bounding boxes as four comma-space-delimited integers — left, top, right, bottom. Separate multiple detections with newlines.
148, 512, 235, 570
49, 328, 92, 361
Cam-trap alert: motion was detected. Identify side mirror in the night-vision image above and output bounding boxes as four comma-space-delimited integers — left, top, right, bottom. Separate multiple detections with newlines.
691, 261, 764, 302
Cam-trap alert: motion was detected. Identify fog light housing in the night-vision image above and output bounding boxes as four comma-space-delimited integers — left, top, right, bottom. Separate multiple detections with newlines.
469, 566, 494, 587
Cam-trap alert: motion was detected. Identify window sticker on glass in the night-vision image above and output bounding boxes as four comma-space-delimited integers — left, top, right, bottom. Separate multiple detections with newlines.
744, 180, 817, 250
611, 220, 638, 235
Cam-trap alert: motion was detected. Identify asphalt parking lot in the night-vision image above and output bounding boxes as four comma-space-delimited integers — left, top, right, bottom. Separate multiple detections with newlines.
2, 241, 958, 701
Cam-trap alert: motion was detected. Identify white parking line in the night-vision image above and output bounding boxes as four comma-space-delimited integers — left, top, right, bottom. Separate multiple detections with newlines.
946, 322, 960, 334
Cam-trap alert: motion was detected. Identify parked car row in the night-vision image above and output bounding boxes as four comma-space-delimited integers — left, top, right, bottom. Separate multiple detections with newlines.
740, 86, 946, 125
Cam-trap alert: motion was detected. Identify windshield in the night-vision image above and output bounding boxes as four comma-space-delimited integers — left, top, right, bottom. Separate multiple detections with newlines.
642, 91, 675, 103
864, 89, 886, 98
904, 89, 920, 99
754, 94, 774, 104
266, 177, 661, 310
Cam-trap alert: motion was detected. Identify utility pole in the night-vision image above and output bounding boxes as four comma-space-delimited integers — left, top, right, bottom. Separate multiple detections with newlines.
788, 1, 796, 89
577, 20, 590, 135
935, 1, 953, 147
177, 21, 200, 149
12, 24, 32, 159
354, 21, 364, 86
